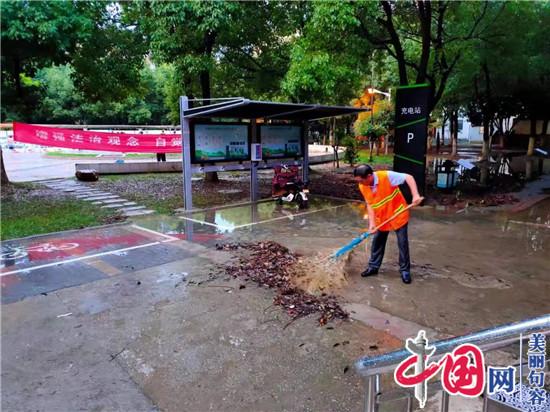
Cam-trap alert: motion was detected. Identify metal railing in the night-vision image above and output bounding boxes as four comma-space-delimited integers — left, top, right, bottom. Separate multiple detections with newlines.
355, 313, 550, 412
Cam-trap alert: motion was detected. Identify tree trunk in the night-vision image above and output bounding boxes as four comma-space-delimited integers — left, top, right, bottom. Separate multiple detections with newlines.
200, 71, 211, 107
441, 116, 446, 147
201, 30, 219, 183
333, 145, 339, 168
451, 111, 458, 157
525, 118, 537, 180
1, 148, 10, 185
381, 1, 408, 85
14, 56, 23, 99
480, 115, 491, 186
449, 113, 454, 153
415, 1, 432, 84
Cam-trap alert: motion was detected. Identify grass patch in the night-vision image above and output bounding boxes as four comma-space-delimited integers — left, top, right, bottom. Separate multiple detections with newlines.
1, 184, 123, 240
131, 194, 183, 214
357, 150, 394, 166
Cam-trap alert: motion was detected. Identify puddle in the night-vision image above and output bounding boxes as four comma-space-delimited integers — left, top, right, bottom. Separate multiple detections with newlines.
187, 197, 549, 336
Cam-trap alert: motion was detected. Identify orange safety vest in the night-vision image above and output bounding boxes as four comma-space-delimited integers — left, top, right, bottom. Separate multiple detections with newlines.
359, 170, 409, 231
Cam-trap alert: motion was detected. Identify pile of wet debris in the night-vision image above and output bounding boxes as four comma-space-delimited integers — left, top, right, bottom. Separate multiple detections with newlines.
217, 241, 348, 326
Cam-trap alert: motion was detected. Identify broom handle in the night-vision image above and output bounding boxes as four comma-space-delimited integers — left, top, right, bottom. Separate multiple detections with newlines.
366, 198, 422, 235
327, 198, 424, 260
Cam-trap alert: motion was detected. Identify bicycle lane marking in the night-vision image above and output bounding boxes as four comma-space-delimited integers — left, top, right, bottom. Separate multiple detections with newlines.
0, 240, 177, 277
0, 224, 179, 275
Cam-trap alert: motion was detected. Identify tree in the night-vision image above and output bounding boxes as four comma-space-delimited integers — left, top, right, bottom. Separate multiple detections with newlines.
1, 1, 146, 121
1, 148, 9, 185
131, 1, 305, 181
443, 2, 550, 183
1, 0, 90, 115
71, 2, 147, 102
292, 1, 502, 113
34, 65, 82, 123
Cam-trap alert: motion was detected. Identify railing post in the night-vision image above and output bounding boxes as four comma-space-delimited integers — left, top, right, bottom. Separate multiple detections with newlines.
364, 375, 378, 412
406, 392, 413, 412
440, 390, 450, 412
482, 390, 489, 412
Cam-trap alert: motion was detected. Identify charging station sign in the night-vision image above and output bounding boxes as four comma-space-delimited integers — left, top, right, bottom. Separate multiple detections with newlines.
393, 84, 431, 195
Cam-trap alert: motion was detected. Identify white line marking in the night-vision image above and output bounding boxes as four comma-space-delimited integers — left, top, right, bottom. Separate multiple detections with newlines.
56, 312, 72, 318
1, 239, 177, 277
177, 216, 233, 231
507, 220, 550, 229
178, 204, 347, 231
232, 204, 347, 229
130, 224, 179, 241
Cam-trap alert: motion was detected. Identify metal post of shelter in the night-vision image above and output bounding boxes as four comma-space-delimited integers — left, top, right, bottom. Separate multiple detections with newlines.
180, 96, 193, 211
302, 121, 309, 184
250, 119, 259, 202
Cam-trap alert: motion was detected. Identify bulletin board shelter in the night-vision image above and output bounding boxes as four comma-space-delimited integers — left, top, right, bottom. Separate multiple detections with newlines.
179, 97, 367, 211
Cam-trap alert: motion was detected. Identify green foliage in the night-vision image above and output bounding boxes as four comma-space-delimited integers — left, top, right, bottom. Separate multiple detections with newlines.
35, 64, 82, 123
282, 40, 361, 104
129, 1, 302, 101
440, 2, 550, 129
1, 0, 548, 131
354, 120, 387, 141
342, 135, 359, 167
354, 99, 393, 140
282, 2, 368, 104
72, 3, 147, 102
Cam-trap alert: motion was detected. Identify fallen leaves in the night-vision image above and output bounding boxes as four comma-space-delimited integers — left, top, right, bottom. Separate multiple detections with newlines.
220, 241, 349, 327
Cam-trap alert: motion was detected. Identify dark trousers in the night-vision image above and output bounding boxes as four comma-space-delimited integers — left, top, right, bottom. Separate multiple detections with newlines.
368, 223, 410, 273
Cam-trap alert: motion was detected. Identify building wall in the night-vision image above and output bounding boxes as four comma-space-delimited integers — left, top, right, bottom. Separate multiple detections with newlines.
443, 117, 483, 143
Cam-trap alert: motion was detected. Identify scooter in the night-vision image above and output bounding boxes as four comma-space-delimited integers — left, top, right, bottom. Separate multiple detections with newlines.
272, 164, 309, 209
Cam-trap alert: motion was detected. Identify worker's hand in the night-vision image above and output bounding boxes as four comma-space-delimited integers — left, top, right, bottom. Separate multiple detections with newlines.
368, 222, 377, 234
411, 195, 424, 206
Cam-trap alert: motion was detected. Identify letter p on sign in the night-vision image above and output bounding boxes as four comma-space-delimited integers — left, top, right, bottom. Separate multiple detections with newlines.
407, 133, 414, 143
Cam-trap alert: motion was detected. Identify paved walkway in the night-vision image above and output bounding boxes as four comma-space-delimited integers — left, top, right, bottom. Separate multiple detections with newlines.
2, 197, 549, 411
41, 178, 154, 217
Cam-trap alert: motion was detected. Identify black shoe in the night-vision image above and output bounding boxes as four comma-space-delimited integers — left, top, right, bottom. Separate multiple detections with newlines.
361, 267, 379, 277
401, 271, 412, 284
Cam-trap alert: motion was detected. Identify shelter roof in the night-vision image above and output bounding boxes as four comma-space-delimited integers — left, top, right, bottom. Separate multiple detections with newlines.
183, 98, 368, 121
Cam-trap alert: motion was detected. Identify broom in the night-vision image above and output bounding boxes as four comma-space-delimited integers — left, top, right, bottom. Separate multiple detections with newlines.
329, 200, 421, 260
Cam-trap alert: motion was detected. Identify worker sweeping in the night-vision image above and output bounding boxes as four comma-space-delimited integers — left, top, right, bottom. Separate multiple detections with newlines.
354, 164, 423, 284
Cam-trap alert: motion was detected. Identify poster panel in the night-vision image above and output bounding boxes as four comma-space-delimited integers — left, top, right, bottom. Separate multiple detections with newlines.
259, 125, 302, 158
192, 123, 250, 163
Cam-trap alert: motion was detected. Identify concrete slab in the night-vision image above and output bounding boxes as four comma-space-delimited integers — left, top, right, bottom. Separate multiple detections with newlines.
99, 243, 192, 272
124, 209, 154, 217
100, 203, 126, 208
75, 193, 110, 199
1, 291, 155, 411
94, 198, 130, 205
1, 262, 108, 303
119, 205, 146, 212
80, 195, 120, 201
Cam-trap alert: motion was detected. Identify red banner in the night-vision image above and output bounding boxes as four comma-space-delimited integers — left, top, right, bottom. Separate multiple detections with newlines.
13, 122, 182, 153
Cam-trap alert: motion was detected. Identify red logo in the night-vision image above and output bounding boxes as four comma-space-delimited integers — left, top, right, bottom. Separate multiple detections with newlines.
394, 331, 485, 408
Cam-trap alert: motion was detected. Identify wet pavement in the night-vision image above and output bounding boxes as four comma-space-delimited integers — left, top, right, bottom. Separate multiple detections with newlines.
1, 196, 549, 411
167, 197, 550, 337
